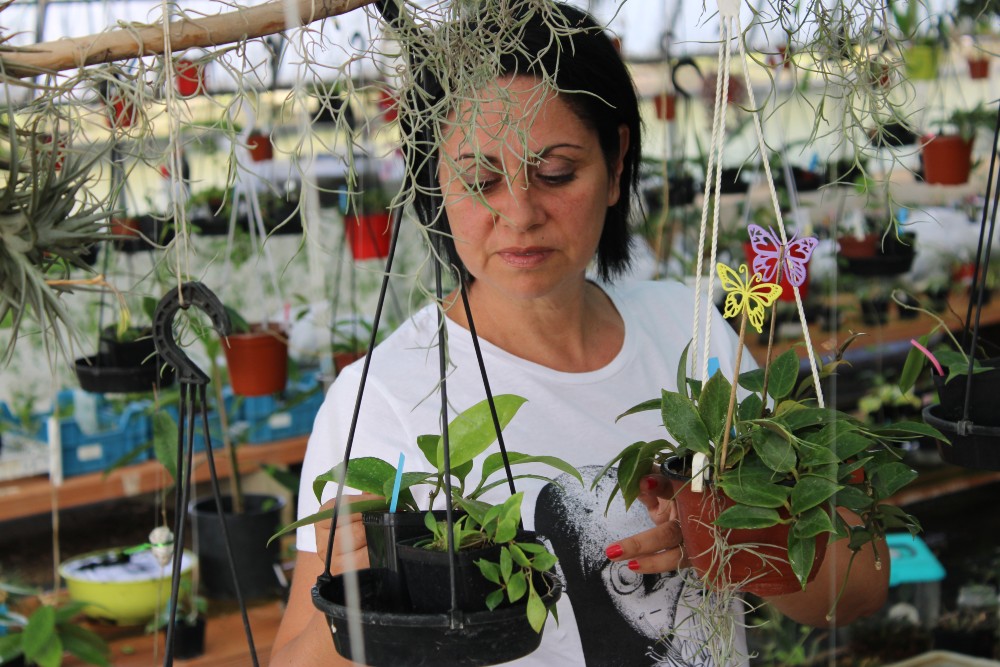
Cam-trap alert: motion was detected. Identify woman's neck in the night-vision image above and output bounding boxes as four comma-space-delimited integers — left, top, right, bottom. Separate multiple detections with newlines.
444, 280, 625, 372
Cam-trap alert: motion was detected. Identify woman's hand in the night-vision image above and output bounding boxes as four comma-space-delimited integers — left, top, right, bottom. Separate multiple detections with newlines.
604, 473, 688, 574
314, 492, 382, 575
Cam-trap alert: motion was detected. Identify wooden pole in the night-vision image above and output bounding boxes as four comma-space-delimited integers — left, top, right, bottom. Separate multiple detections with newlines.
0, 0, 375, 79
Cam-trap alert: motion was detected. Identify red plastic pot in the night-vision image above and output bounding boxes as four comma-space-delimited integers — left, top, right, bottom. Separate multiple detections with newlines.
968, 57, 990, 80
377, 89, 398, 123
665, 466, 828, 597
743, 241, 809, 303
175, 59, 205, 97
110, 217, 140, 238
922, 134, 974, 185
106, 97, 136, 129
247, 132, 273, 162
653, 92, 676, 121
223, 323, 288, 396
345, 213, 392, 260
837, 233, 878, 259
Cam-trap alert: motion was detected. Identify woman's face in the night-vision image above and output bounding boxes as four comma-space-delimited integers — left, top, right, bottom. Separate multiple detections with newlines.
438, 76, 626, 302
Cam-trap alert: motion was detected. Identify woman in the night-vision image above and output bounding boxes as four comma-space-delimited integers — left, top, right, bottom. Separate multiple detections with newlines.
271, 4, 887, 665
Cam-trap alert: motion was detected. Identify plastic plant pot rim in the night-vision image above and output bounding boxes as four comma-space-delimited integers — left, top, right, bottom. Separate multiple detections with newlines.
923, 403, 1000, 438
311, 569, 562, 628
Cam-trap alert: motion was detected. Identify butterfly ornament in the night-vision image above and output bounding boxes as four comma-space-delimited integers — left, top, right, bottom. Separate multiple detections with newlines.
717, 262, 783, 334
746, 223, 818, 289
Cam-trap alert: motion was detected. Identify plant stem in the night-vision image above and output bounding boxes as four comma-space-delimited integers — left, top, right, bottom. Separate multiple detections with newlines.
719, 312, 749, 471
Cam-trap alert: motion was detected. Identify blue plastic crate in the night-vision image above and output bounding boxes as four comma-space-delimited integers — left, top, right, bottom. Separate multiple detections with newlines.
241, 374, 324, 443
2, 391, 153, 478
161, 388, 239, 456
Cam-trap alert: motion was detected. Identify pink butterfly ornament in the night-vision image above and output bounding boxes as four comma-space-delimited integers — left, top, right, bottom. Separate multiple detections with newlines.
744, 224, 819, 302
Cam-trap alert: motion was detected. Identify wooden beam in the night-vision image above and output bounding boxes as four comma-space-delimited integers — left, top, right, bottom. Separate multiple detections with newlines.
1, 0, 376, 79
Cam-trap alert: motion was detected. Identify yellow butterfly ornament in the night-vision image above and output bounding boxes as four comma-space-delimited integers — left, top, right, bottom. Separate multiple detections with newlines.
716, 262, 783, 334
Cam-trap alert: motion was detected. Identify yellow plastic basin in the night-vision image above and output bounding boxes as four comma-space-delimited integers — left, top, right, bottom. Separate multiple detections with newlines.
59, 548, 197, 625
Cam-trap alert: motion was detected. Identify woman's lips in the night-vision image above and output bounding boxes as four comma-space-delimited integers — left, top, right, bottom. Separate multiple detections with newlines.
497, 247, 553, 268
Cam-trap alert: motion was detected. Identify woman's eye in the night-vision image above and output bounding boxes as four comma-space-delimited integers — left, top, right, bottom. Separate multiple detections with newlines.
537, 171, 576, 185
464, 178, 500, 194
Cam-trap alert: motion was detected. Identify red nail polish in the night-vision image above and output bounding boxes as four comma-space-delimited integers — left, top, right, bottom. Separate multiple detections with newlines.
627, 560, 640, 571
606, 544, 624, 559
642, 476, 659, 491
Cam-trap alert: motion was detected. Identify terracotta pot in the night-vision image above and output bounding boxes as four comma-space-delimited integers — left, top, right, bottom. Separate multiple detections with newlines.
663, 462, 828, 597
247, 132, 273, 162
922, 134, 974, 185
110, 217, 140, 237
837, 233, 878, 259
223, 323, 288, 396
333, 350, 365, 373
175, 59, 204, 97
968, 57, 990, 80
743, 241, 810, 303
653, 92, 676, 121
345, 213, 392, 260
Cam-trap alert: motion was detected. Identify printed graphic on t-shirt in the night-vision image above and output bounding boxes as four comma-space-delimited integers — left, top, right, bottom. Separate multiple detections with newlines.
535, 466, 733, 667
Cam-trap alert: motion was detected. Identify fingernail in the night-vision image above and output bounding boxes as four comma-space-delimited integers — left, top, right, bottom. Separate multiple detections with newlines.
605, 544, 623, 559
642, 476, 659, 491
627, 560, 640, 571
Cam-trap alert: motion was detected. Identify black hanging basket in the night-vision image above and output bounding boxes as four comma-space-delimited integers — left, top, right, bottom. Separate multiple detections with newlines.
312, 569, 561, 667
362, 510, 449, 609
75, 327, 175, 393
922, 404, 1000, 471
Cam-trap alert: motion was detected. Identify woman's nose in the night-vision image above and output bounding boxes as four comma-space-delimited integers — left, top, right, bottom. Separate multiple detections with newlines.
494, 183, 543, 232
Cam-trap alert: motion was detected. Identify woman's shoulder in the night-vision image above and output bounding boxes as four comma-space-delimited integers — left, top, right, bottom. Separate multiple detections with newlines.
606, 279, 696, 316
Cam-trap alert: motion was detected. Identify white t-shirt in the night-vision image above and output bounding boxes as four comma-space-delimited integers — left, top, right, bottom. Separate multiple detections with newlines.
298, 280, 752, 666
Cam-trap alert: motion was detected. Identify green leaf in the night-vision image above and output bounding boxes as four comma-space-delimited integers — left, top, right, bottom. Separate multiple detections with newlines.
792, 506, 835, 539
507, 570, 528, 602
262, 463, 301, 494
485, 589, 505, 611
526, 586, 547, 633
477, 452, 582, 498
872, 421, 948, 442
779, 407, 832, 432
441, 395, 528, 472
797, 439, 841, 467
718, 475, 789, 508
530, 551, 558, 572
500, 546, 514, 582
477, 559, 502, 585
676, 339, 693, 398
699, 371, 733, 444
0, 634, 23, 663
790, 476, 841, 514
23, 605, 56, 665
751, 427, 797, 473
738, 394, 763, 422
871, 462, 918, 498
832, 432, 873, 461
313, 457, 398, 502
787, 534, 817, 588
661, 391, 711, 455
834, 485, 873, 512
417, 434, 440, 468
509, 543, 532, 568
151, 411, 179, 481
767, 350, 800, 400
455, 497, 492, 526
899, 335, 930, 393
714, 505, 782, 529
738, 368, 765, 393
60, 624, 110, 667
614, 440, 665, 510
266, 498, 388, 546
616, 398, 662, 421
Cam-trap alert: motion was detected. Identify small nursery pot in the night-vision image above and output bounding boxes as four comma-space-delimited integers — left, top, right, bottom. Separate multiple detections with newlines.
172, 616, 207, 660
923, 404, 1000, 471
362, 510, 448, 609
661, 458, 828, 597
922, 135, 974, 186
223, 323, 289, 397
345, 213, 392, 260
312, 568, 561, 667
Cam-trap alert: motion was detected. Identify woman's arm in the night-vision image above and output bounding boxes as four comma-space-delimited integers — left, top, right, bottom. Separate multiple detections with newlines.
271, 496, 374, 664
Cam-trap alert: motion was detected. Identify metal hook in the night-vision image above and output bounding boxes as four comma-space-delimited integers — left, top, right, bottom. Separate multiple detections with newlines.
671, 56, 703, 100
152, 281, 231, 386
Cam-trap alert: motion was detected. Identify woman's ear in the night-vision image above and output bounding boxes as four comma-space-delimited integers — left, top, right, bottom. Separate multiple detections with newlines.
607, 124, 630, 206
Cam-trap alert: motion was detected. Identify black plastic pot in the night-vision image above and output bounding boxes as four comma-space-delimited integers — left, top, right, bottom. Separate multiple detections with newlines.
860, 297, 890, 326
189, 494, 286, 601
361, 510, 447, 610
396, 538, 503, 613
312, 569, 561, 667
923, 404, 1000, 471
74, 326, 175, 393
841, 232, 917, 277
932, 361, 1000, 427
172, 616, 207, 659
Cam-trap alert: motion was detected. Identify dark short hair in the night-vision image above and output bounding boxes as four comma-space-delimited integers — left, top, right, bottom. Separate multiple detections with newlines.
409, 1, 641, 284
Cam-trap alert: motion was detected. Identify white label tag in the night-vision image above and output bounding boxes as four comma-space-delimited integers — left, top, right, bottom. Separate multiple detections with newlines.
77, 443, 103, 462
718, 0, 740, 18
268, 412, 292, 429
